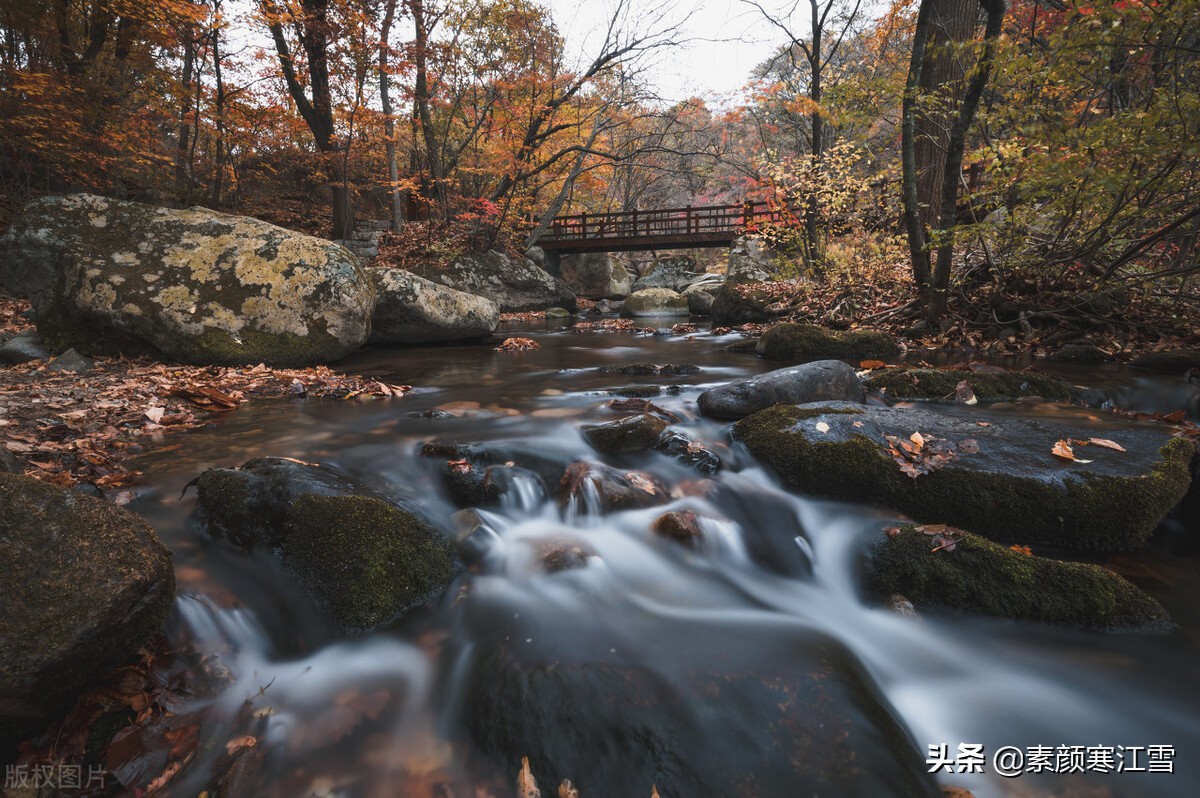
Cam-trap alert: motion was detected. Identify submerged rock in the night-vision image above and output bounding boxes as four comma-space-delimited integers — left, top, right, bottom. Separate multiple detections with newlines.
1, 473, 174, 742
698, 360, 862, 419
653, 429, 723, 475
598, 362, 700, 376
867, 527, 1169, 630
193, 458, 456, 629
621, 287, 690, 317
864, 367, 1072, 402
462, 625, 938, 798
756, 323, 899, 362
369, 268, 498, 344
559, 253, 632, 299
430, 251, 576, 312
1129, 348, 1200, 373
734, 402, 1195, 551
1047, 344, 1114, 364
652, 509, 705, 548
581, 414, 668, 455
558, 461, 671, 513
0, 194, 374, 365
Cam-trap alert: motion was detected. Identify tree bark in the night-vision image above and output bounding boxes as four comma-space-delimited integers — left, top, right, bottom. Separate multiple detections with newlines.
380, 0, 405, 231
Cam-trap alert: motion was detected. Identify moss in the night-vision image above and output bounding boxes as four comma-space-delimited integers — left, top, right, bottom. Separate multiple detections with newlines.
866, 527, 1169, 630
757, 323, 899, 362
280, 494, 456, 630
865, 367, 1072, 402
723, 338, 760, 353
733, 406, 1195, 550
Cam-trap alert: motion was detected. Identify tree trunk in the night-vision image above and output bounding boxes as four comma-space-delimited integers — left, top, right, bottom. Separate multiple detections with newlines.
174, 31, 197, 201
913, 0, 978, 231
380, 0, 405, 231
409, 0, 448, 218
901, 1, 937, 307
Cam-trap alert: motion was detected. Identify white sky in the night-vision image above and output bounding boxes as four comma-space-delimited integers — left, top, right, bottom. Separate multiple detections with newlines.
544, 0, 783, 105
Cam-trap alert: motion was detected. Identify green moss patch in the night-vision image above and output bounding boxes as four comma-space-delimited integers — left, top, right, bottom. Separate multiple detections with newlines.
756, 323, 899, 362
865, 367, 1072, 402
866, 527, 1169, 630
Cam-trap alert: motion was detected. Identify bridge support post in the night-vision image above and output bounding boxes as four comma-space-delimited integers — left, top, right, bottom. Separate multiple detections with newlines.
542, 249, 561, 276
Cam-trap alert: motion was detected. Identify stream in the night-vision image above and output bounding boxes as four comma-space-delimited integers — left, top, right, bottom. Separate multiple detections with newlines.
128, 321, 1200, 798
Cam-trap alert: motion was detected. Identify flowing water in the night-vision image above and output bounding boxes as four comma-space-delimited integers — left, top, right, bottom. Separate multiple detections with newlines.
128, 322, 1200, 798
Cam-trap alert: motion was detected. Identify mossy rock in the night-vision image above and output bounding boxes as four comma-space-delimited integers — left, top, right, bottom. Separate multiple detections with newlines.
1, 473, 175, 742
193, 458, 456, 630
733, 402, 1195, 551
756, 323, 900, 362
864, 367, 1072, 402
866, 527, 1169, 630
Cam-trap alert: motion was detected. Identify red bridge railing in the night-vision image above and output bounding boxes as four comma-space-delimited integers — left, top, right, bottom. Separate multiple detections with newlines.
538, 202, 781, 251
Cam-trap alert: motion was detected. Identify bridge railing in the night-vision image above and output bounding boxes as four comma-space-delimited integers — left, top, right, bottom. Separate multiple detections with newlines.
539, 201, 780, 244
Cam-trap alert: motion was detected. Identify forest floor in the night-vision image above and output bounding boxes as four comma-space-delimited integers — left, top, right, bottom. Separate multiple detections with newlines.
1, 296, 410, 489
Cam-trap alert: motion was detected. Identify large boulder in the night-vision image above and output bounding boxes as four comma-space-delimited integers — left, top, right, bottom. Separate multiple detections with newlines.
867, 526, 1168, 630
429, 251, 576, 312
757, 322, 900, 362
368, 268, 498, 344
725, 236, 776, 283
1, 473, 175, 743
734, 402, 1195, 551
559, 253, 632, 299
621, 287, 689, 317
193, 458, 456, 629
462, 614, 938, 798
631, 255, 707, 293
682, 281, 719, 315
710, 281, 782, 325
698, 360, 862, 419
0, 194, 374, 365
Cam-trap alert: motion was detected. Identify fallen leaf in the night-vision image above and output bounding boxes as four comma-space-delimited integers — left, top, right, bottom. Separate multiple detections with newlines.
954, 380, 978, 405
144, 406, 165, 423
1009, 544, 1033, 557
518, 756, 541, 798
958, 438, 980, 454
860, 359, 886, 369
815, 421, 830, 433
909, 431, 925, 450
883, 526, 902, 538
1051, 439, 1076, 461
1088, 437, 1126, 452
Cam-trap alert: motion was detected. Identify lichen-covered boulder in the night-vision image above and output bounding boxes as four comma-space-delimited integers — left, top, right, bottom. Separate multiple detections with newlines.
0, 194, 375, 365
864, 367, 1072, 402
682, 281, 718, 315
734, 402, 1195, 550
621, 287, 689, 317
429, 251, 576, 312
725, 236, 776, 283
698, 360, 862, 419
867, 526, 1168, 630
757, 322, 899, 362
193, 458, 456, 630
1, 473, 174, 741
368, 268, 498, 344
631, 255, 707, 293
559, 253, 632, 299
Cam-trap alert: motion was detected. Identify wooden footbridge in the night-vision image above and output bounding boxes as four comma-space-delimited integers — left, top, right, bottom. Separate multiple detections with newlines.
537, 202, 781, 254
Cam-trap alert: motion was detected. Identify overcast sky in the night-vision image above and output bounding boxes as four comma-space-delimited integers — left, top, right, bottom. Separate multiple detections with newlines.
543, 0, 783, 105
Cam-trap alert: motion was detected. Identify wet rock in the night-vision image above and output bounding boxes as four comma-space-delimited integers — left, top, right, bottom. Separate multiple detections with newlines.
756, 323, 900, 362
868, 526, 1169, 630
1, 473, 174, 742
368, 268, 499, 344
558, 461, 671, 513
885, 594, 920, 619
419, 440, 574, 489
631, 256, 707, 293
653, 430, 722, 475
432, 251, 576, 312
1129, 348, 1200, 373
607, 385, 662, 398
0, 194, 374, 365
463, 626, 938, 798
193, 458, 456, 629
724, 337, 761, 353
544, 307, 572, 319
698, 360, 863, 419
1047, 344, 1114, 364
734, 402, 1195, 551
539, 540, 595, 573
582, 414, 669, 455
621, 288, 690, 317
864, 367, 1072, 402
598, 362, 700, 376
726, 236, 776, 283
46, 348, 93, 373
559, 253, 632, 299
0, 330, 49, 364
438, 459, 547, 508
591, 298, 620, 314
652, 510, 704, 547
682, 281, 718, 315
710, 281, 780, 325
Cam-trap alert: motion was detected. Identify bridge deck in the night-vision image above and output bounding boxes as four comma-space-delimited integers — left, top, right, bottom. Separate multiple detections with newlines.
538, 202, 779, 254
